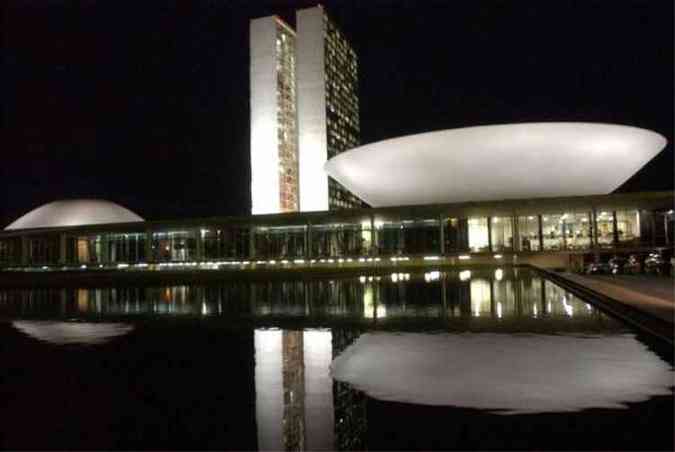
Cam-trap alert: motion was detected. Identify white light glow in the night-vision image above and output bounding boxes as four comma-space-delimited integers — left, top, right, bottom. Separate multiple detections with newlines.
459, 270, 472, 281
495, 269, 503, 281
424, 256, 440, 261
458, 255, 471, 260
494, 254, 503, 259
13, 320, 133, 345
5, 199, 144, 230
330, 333, 674, 414
324, 123, 667, 207
424, 271, 441, 282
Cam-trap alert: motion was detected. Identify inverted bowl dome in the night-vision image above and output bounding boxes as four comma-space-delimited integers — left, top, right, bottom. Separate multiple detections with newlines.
324, 123, 667, 207
5, 199, 144, 230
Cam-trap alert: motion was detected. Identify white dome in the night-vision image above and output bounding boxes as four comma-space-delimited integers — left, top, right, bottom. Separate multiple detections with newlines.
324, 123, 667, 207
5, 199, 144, 230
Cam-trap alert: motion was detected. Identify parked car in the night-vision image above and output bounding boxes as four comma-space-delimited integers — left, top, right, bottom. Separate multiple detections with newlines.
608, 256, 628, 274
644, 253, 666, 274
586, 262, 611, 274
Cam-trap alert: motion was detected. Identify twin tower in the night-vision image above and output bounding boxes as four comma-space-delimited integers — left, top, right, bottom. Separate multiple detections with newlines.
250, 5, 362, 215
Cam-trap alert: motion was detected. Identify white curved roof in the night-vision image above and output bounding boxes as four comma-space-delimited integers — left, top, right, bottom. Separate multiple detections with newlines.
5, 199, 144, 230
324, 123, 667, 207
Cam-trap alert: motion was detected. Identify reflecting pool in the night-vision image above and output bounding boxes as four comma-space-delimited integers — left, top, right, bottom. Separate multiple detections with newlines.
0, 268, 672, 450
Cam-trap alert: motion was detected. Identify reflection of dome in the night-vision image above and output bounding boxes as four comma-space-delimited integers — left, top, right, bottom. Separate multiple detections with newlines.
12, 321, 134, 345
5, 199, 144, 230
324, 123, 667, 207
331, 332, 673, 414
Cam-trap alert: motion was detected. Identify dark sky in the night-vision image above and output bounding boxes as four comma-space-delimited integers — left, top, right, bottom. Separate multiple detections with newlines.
3, 0, 673, 227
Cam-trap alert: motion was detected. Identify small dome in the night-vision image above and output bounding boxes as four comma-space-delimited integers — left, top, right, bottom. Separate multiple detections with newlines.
5, 199, 144, 230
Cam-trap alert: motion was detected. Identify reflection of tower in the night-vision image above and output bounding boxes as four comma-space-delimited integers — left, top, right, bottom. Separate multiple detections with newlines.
254, 329, 334, 451
332, 328, 367, 450
282, 331, 305, 450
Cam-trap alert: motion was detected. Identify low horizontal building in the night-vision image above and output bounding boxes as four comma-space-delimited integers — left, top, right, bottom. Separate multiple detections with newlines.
0, 191, 672, 271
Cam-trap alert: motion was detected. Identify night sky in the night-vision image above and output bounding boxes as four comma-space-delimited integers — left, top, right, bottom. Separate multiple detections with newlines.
3, 0, 673, 227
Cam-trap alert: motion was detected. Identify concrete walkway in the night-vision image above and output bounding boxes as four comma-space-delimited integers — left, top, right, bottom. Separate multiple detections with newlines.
560, 273, 674, 324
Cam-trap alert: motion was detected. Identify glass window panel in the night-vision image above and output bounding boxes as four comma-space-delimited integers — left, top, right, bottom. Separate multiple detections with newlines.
468, 217, 489, 252
541, 214, 565, 251
564, 212, 592, 250
616, 210, 640, 245
490, 216, 513, 252
517, 216, 541, 251
596, 210, 614, 247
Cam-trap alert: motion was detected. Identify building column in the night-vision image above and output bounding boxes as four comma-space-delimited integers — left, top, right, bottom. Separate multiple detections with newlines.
249, 226, 256, 260
612, 211, 619, 245
370, 214, 377, 256
20, 236, 29, 266
59, 234, 67, 265
592, 209, 600, 248
664, 214, 670, 246
144, 230, 153, 263
439, 214, 446, 255
512, 214, 520, 252
196, 228, 204, 262
306, 223, 312, 259
100, 234, 109, 265
487, 217, 493, 253
588, 212, 595, 249
537, 215, 544, 251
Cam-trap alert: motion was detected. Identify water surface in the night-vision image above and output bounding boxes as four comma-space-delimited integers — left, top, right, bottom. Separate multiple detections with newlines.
0, 268, 672, 450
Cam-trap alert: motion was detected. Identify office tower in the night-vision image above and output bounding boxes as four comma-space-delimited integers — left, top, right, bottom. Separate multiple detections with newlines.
250, 16, 299, 215
250, 5, 362, 214
296, 5, 361, 211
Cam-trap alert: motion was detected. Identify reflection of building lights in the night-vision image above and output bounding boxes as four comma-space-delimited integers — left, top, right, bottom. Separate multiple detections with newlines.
459, 270, 471, 281
561, 296, 574, 317
374, 220, 384, 229
533, 303, 538, 318
497, 302, 502, 319
494, 254, 503, 259
458, 255, 471, 260
527, 216, 535, 220
423, 256, 440, 261
424, 271, 441, 282
495, 269, 503, 281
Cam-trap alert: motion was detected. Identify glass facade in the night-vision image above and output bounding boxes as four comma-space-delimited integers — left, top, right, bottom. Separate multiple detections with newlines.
615, 210, 640, 245
490, 216, 514, 252
595, 210, 615, 247
517, 216, 541, 251
443, 218, 469, 252
373, 219, 440, 256
152, 231, 198, 262
324, 12, 362, 210
254, 226, 306, 259
0, 201, 669, 268
468, 218, 489, 252
108, 233, 146, 263
312, 222, 368, 257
